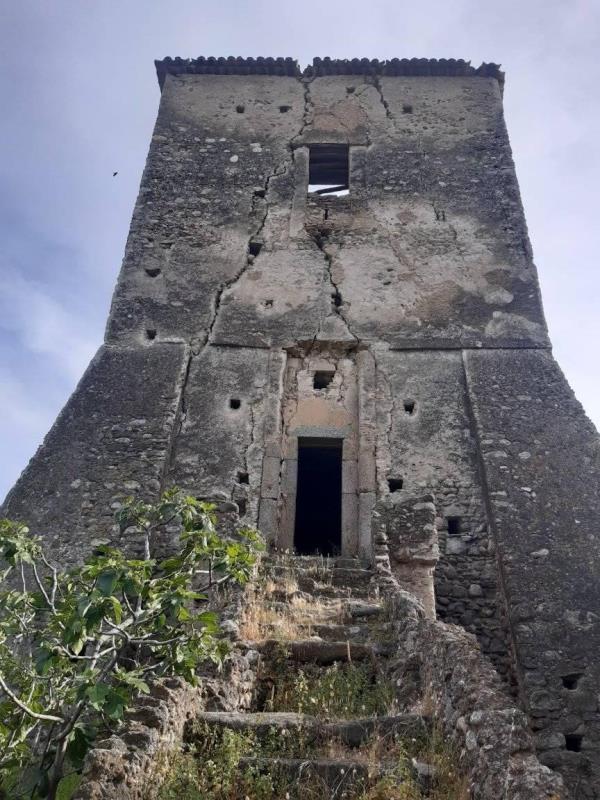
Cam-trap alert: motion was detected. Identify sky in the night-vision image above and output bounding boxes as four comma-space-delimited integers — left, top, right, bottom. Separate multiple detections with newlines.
1, 0, 599, 501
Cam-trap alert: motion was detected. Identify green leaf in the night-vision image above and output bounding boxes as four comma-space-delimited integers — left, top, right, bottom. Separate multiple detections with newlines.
107, 595, 123, 624
85, 683, 110, 711
66, 728, 91, 769
34, 647, 55, 676
104, 689, 127, 720
117, 671, 150, 694
97, 569, 119, 597
56, 773, 82, 800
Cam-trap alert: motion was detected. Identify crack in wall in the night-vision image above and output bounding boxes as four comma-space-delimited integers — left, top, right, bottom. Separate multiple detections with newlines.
163, 152, 292, 489
370, 74, 395, 125
310, 228, 359, 343
291, 75, 315, 146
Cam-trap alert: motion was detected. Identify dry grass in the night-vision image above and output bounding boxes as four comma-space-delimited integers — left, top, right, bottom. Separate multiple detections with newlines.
239, 574, 344, 641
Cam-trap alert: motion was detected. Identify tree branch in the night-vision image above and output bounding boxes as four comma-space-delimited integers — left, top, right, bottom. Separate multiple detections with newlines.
0, 673, 64, 723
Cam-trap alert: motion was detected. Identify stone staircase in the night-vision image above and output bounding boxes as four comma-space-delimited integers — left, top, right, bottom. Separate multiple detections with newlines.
179, 554, 436, 798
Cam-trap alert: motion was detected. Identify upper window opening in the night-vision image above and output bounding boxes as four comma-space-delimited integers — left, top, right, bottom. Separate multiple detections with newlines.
447, 517, 461, 536
308, 144, 349, 197
313, 370, 335, 390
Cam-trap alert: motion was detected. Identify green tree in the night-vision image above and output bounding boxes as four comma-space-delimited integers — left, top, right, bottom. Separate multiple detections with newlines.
0, 489, 263, 799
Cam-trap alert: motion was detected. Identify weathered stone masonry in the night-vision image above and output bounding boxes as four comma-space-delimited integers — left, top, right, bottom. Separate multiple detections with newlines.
3, 56, 600, 797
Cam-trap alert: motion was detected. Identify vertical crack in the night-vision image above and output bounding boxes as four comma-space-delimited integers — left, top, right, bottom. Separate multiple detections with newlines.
310, 227, 359, 343
370, 74, 395, 125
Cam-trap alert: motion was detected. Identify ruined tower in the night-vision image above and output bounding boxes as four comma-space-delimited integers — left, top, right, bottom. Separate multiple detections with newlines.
3, 56, 600, 796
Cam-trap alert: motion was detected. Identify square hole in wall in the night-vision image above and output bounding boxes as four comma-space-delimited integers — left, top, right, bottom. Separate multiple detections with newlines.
313, 371, 335, 390
565, 734, 583, 752
248, 240, 262, 257
236, 104, 245, 113
146, 328, 156, 341
308, 144, 350, 196
404, 400, 416, 415
562, 673, 583, 690
388, 478, 403, 492
237, 471, 249, 485
279, 105, 291, 113
145, 267, 161, 277
229, 398, 241, 410
447, 517, 461, 536
402, 103, 413, 114
237, 498, 247, 517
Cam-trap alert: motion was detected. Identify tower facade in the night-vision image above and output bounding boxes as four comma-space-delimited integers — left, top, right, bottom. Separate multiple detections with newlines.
3, 57, 600, 795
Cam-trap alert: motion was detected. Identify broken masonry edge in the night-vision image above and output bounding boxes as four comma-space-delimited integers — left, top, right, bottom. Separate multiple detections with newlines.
154, 56, 504, 90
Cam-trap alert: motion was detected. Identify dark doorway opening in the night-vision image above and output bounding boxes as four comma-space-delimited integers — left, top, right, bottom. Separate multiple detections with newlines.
294, 437, 343, 556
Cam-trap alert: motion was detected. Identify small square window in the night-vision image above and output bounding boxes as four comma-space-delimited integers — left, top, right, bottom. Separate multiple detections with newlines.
388, 478, 404, 493
308, 144, 349, 196
562, 673, 583, 690
447, 517, 461, 536
229, 398, 241, 410
313, 371, 335, 390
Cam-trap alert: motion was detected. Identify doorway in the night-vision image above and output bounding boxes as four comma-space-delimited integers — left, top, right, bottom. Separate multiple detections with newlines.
294, 437, 343, 555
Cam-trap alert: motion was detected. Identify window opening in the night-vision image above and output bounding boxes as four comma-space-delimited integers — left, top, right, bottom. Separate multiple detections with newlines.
404, 401, 416, 415
294, 438, 343, 556
145, 268, 161, 278
402, 103, 413, 114
308, 144, 350, 196
237, 498, 247, 517
279, 105, 291, 113
388, 478, 403, 493
248, 240, 262, 257
562, 673, 583, 690
313, 371, 335, 390
237, 471, 249, 485
145, 329, 156, 341
565, 734, 582, 752
236, 105, 245, 113
447, 517, 461, 536
229, 398, 241, 410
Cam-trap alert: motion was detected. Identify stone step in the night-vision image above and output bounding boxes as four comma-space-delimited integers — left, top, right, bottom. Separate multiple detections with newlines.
345, 599, 385, 619
248, 638, 379, 664
264, 597, 385, 623
263, 555, 369, 571
305, 622, 384, 642
270, 578, 372, 602
237, 755, 375, 789
194, 710, 428, 748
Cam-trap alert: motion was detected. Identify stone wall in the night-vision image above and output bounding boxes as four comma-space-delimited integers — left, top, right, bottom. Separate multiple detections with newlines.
374, 349, 512, 678
464, 349, 600, 795
387, 587, 565, 800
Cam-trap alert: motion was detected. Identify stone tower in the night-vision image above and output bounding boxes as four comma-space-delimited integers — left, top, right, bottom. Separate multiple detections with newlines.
3, 56, 600, 796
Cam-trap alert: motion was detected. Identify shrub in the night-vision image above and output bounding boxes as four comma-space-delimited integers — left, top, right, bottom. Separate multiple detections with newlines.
0, 489, 263, 799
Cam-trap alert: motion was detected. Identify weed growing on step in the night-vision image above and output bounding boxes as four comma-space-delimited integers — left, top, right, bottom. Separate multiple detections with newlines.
159, 724, 367, 800
263, 659, 395, 718
158, 722, 469, 800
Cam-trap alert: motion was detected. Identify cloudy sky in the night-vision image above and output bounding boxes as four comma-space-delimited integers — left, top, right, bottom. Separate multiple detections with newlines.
1, 0, 599, 500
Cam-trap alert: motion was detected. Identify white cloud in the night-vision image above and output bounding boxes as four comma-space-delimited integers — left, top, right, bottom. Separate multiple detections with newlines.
0, 266, 97, 382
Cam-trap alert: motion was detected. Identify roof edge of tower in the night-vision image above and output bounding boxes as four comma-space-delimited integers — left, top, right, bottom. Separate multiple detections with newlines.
154, 57, 504, 90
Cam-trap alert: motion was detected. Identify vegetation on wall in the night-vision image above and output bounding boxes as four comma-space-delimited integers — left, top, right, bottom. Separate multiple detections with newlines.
0, 489, 263, 800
